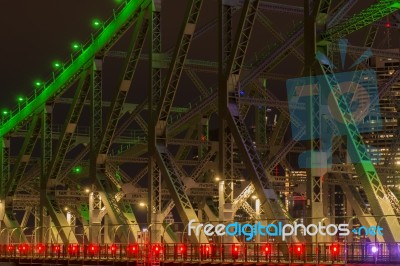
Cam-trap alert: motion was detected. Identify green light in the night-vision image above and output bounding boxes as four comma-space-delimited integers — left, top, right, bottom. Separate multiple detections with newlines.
53, 61, 61, 68
2, 110, 8, 116
72, 42, 81, 50
18, 97, 24, 102
34, 81, 42, 87
73, 166, 82, 173
92, 19, 102, 28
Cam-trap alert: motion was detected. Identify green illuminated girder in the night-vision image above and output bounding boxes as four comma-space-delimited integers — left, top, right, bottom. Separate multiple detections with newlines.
47, 69, 91, 183
322, 0, 400, 42
317, 58, 400, 242
0, 0, 151, 138
6, 116, 40, 197
97, 10, 149, 157
156, 0, 203, 130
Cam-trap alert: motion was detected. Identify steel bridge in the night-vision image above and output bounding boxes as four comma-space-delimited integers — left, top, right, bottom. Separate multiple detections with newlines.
1, 0, 400, 265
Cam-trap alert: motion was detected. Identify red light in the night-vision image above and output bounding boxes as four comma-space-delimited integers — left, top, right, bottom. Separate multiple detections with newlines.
37, 244, 45, 253
128, 244, 138, 254
232, 245, 239, 259
331, 244, 340, 255
18, 244, 29, 253
88, 244, 98, 254
201, 135, 206, 141
294, 245, 303, 255
153, 245, 162, 255
385, 22, 391, 28
68, 244, 79, 254
263, 244, 271, 254
7, 245, 13, 252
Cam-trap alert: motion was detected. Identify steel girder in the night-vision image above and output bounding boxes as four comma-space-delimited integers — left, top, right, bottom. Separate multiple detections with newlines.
317, 54, 400, 242
6, 116, 40, 198
96, 9, 149, 159
47, 69, 91, 184
322, 0, 400, 42
148, 0, 163, 243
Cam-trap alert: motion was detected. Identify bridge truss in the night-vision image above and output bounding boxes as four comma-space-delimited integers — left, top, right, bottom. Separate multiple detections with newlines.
0, 0, 400, 252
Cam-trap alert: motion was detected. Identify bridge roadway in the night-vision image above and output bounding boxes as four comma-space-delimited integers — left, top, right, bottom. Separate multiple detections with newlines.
0, 242, 400, 265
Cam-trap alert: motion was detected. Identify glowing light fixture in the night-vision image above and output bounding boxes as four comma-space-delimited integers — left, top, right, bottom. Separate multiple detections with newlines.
92, 19, 102, 28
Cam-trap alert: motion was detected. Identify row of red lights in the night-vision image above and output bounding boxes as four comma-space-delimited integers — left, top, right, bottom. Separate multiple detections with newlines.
4, 243, 343, 256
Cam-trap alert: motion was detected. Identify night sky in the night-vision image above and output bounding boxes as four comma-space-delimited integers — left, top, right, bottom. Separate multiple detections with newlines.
0, 0, 392, 114
0, 1, 117, 110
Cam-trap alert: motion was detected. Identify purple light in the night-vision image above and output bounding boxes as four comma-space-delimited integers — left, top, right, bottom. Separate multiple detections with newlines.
371, 246, 378, 253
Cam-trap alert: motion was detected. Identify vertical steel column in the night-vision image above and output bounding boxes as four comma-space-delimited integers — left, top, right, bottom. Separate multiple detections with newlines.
149, 0, 163, 243
0, 137, 9, 228
218, 1, 235, 225
90, 58, 103, 242
89, 191, 102, 243
304, 0, 328, 243
39, 105, 53, 243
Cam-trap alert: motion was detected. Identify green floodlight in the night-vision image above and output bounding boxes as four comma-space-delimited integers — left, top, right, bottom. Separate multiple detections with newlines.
71, 42, 81, 51
2, 110, 9, 116
34, 81, 42, 87
17, 96, 24, 102
73, 166, 82, 174
92, 19, 102, 28
53, 61, 62, 69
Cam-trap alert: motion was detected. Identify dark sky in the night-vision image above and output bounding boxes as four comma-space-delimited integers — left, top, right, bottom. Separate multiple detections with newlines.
0, 1, 117, 111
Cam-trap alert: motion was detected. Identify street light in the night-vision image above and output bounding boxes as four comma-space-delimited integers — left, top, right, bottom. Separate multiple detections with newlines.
138, 202, 148, 228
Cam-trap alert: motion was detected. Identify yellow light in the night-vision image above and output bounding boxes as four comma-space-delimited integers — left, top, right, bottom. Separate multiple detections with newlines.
139, 202, 146, 207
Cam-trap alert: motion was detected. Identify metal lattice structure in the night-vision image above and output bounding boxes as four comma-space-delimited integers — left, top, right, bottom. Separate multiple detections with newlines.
1, 0, 400, 259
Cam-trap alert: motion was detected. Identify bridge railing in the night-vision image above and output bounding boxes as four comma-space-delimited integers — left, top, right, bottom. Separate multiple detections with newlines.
1, 242, 400, 264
